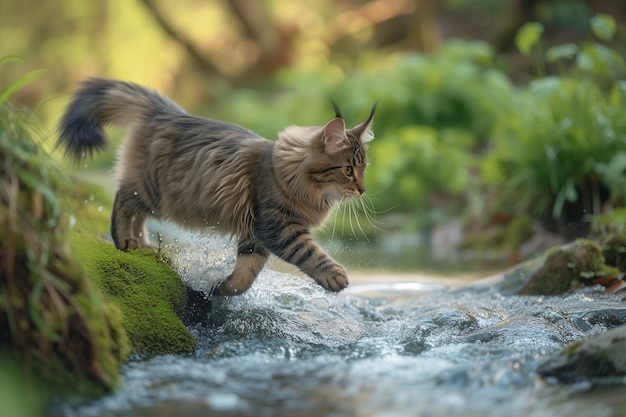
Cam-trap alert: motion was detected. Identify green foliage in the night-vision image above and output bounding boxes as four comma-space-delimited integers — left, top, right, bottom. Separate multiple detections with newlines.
486, 14, 626, 227
484, 77, 626, 218
590, 208, 626, 238
589, 13, 617, 41
0, 74, 130, 398
539, 14, 624, 83
366, 126, 476, 212
0, 57, 46, 106
0, 356, 42, 417
516, 22, 544, 55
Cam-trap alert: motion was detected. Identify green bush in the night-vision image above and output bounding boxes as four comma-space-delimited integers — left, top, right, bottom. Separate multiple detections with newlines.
0, 67, 130, 398
483, 14, 626, 235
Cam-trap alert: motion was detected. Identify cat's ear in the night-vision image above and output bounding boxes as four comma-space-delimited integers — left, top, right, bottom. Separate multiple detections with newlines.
322, 117, 347, 154
348, 101, 377, 144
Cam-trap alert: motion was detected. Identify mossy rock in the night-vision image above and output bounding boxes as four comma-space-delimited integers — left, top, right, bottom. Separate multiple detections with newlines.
538, 325, 626, 382
0, 102, 129, 398
73, 233, 195, 356
518, 239, 620, 295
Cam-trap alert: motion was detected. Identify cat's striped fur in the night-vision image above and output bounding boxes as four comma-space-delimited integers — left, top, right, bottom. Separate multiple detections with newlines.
57, 78, 375, 295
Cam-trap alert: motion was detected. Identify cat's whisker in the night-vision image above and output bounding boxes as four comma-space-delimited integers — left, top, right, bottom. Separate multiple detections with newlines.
347, 200, 356, 238
365, 183, 392, 198
358, 196, 383, 232
350, 199, 370, 243
362, 192, 398, 216
341, 197, 349, 237
330, 196, 345, 242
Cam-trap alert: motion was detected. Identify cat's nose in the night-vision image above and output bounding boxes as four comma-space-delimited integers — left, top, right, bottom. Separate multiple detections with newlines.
357, 186, 365, 196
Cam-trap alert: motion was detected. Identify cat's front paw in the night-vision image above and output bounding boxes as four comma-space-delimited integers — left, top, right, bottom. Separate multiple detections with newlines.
315, 265, 349, 292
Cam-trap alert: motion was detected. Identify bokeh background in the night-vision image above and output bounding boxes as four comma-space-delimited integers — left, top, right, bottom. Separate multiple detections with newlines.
2, 0, 625, 272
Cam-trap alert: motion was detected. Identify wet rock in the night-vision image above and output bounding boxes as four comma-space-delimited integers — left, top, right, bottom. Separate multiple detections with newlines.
537, 326, 626, 382
570, 307, 626, 332
462, 316, 567, 345
518, 239, 620, 295
183, 287, 213, 326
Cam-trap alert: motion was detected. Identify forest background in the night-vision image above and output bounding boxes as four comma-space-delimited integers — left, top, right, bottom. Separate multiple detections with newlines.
2, 0, 625, 270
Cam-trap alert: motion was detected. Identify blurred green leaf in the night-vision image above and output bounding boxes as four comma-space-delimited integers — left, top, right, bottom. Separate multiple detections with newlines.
0, 69, 47, 106
590, 13, 617, 41
515, 22, 544, 55
546, 44, 579, 63
576, 43, 625, 77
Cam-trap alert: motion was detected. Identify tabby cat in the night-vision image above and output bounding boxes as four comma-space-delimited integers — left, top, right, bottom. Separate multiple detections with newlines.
57, 78, 375, 296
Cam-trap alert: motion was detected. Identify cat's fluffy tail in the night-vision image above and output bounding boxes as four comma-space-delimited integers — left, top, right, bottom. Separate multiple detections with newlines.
56, 78, 184, 163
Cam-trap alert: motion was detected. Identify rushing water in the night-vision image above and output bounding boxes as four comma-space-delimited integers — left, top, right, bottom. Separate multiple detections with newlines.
55, 237, 626, 417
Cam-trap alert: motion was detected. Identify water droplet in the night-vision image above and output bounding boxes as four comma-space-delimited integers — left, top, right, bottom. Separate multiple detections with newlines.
97, 206, 103, 212
133, 191, 138, 196
89, 194, 95, 201
84, 200, 89, 205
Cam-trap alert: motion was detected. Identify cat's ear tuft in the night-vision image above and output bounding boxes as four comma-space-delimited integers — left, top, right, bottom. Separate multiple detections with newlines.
330, 99, 343, 119
349, 101, 377, 144
323, 117, 347, 154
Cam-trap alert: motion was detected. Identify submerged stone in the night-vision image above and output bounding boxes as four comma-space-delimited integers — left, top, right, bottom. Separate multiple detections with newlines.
538, 325, 626, 382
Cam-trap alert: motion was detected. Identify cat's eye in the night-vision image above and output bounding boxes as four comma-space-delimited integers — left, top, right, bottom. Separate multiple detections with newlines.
344, 166, 354, 177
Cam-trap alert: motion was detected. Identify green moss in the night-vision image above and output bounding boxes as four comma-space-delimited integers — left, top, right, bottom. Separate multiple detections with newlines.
73, 233, 195, 355
519, 239, 620, 295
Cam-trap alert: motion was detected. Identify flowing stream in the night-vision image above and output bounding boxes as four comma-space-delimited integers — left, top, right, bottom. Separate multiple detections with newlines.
55, 237, 626, 417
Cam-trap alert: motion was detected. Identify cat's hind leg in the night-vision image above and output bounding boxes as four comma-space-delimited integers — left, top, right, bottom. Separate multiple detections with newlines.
212, 240, 269, 296
111, 186, 153, 250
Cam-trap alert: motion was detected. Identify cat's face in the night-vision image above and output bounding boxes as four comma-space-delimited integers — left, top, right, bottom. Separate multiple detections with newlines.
310, 105, 376, 201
